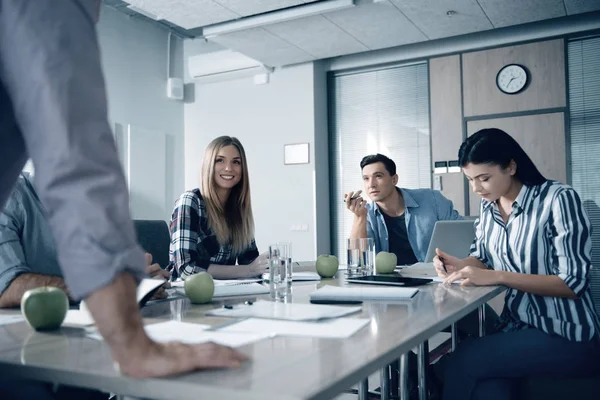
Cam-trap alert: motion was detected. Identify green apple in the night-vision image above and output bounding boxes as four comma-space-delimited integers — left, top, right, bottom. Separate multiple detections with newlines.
315, 255, 339, 278
21, 287, 68, 331
184, 272, 215, 304
375, 252, 397, 274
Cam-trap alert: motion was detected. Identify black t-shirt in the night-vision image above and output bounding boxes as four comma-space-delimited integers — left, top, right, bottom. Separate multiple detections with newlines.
381, 211, 418, 265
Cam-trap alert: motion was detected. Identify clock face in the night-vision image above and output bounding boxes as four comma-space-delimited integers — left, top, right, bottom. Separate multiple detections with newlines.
496, 64, 528, 94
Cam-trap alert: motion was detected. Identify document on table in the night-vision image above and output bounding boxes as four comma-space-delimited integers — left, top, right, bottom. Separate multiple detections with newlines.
262, 272, 321, 281
206, 299, 362, 321
0, 314, 24, 326
88, 320, 268, 347
220, 317, 370, 339
171, 278, 263, 287
63, 310, 95, 327
430, 277, 464, 285
310, 285, 418, 301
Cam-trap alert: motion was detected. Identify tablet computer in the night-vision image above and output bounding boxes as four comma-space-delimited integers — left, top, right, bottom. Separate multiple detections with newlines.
346, 275, 432, 287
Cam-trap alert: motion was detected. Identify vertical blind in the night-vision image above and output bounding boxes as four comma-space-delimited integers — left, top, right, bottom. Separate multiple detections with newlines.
329, 63, 431, 259
568, 36, 600, 316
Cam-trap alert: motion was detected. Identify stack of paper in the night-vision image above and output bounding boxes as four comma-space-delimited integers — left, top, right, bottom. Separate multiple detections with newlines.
206, 299, 361, 321
0, 314, 25, 326
87, 321, 268, 347
220, 317, 370, 338
172, 279, 269, 297
310, 285, 418, 301
261, 272, 321, 281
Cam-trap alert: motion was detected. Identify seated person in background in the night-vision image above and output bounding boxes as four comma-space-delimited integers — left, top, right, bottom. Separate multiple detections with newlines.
345, 153, 462, 265
0, 172, 170, 308
167, 136, 267, 280
436, 128, 600, 400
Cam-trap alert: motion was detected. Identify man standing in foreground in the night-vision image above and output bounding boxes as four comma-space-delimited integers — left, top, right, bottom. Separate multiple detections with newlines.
0, 0, 246, 380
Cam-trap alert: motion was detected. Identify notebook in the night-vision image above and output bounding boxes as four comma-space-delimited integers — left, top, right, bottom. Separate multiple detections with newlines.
220, 317, 370, 338
206, 299, 361, 321
261, 272, 321, 281
69, 278, 167, 327
309, 285, 418, 301
173, 279, 269, 297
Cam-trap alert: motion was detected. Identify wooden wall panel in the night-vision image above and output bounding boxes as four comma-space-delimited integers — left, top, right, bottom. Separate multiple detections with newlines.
462, 39, 566, 117
466, 112, 566, 215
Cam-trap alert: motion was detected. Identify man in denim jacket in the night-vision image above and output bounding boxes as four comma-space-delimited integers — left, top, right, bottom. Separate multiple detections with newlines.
345, 154, 462, 265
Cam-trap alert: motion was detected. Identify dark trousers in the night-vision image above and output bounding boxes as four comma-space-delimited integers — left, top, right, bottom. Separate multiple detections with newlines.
442, 328, 600, 400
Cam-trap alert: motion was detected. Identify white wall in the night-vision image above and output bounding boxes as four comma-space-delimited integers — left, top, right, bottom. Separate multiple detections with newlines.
97, 7, 185, 220
183, 60, 329, 261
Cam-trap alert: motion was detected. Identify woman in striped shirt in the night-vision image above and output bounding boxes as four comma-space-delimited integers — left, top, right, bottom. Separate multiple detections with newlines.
434, 128, 600, 400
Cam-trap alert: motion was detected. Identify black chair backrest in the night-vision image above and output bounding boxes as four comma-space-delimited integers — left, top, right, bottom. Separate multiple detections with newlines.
133, 220, 170, 269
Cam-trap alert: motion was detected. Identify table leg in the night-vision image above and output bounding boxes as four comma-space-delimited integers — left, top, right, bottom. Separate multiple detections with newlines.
451, 322, 458, 352
418, 341, 429, 400
380, 365, 390, 400
478, 304, 486, 337
358, 379, 369, 400
399, 353, 409, 400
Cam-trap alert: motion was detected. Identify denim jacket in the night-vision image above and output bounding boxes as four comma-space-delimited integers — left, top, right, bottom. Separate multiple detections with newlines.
366, 188, 462, 262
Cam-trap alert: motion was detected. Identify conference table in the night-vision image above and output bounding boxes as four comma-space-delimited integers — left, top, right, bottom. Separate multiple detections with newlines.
0, 266, 505, 400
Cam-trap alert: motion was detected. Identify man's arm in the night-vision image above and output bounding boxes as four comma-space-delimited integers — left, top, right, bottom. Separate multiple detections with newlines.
433, 190, 463, 220
0, 273, 68, 308
0, 0, 247, 377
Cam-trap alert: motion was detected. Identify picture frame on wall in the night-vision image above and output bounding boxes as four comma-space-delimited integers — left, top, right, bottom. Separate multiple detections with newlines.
284, 143, 310, 165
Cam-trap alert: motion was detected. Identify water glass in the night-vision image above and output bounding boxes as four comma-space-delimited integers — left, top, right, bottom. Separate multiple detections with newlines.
269, 242, 291, 300
276, 241, 293, 287
347, 237, 375, 276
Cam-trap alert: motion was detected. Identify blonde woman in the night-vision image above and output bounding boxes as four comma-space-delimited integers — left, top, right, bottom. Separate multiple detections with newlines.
168, 136, 267, 279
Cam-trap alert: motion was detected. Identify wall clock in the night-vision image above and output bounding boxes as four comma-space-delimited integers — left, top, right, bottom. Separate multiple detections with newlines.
496, 64, 529, 95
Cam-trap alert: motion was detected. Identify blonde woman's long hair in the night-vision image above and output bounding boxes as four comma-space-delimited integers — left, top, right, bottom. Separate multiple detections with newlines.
200, 136, 255, 254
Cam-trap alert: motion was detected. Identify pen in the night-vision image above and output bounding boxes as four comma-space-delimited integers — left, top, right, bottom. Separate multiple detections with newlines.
343, 192, 362, 203
440, 257, 448, 274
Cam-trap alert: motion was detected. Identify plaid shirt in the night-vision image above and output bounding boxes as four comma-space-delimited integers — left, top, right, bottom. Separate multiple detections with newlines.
167, 189, 259, 279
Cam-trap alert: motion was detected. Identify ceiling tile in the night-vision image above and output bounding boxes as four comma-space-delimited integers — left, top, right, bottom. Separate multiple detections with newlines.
564, 0, 600, 14
212, 0, 317, 17
209, 28, 315, 66
125, 0, 240, 29
265, 15, 368, 59
324, 1, 428, 50
477, 0, 565, 27
389, 0, 493, 39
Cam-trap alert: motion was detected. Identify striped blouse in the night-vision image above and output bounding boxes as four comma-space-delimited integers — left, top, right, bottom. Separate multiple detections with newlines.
471, 180, 600, 342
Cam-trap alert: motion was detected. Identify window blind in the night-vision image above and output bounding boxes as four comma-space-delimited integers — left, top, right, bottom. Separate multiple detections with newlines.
568, 36, 600, 316
329, 63, 431, 259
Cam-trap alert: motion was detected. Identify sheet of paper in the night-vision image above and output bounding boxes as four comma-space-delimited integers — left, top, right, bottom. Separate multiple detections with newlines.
0, 314, 24, 326
310, 285, 418, 301
206, 299, 361, 321
430, 276, 464, 285
171, 278, 262, 288
220, 317, 370, 338
261, 272, 321, 281
137, 278, 168, 302
87, 320, 267, 347
63, 310, 95, 327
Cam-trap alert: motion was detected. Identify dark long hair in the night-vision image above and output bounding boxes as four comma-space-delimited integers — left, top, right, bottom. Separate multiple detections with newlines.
458, 128, 547, 186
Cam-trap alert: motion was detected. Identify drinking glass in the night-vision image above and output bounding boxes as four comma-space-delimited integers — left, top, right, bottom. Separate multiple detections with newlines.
347, 237, 375, 276
269, 242, 291, 299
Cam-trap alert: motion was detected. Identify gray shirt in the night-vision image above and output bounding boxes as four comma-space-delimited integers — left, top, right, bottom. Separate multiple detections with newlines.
0, 0, 146, 300
0, 174, 63, 295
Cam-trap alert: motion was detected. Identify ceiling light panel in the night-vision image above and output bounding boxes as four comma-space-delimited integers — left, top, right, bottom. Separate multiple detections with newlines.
476, 0, 565, 27
212, 0, 319, 17
325, 1, 427, 49
125, 0, 240, 29
389, 0, 492, 39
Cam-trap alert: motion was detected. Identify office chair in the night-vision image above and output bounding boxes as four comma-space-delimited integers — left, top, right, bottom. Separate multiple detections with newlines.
133, 219, 171, 269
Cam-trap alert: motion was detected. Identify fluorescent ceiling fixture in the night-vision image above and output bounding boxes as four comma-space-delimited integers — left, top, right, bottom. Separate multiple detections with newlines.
203, 0, 355, 37
127, 4, 160, 21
